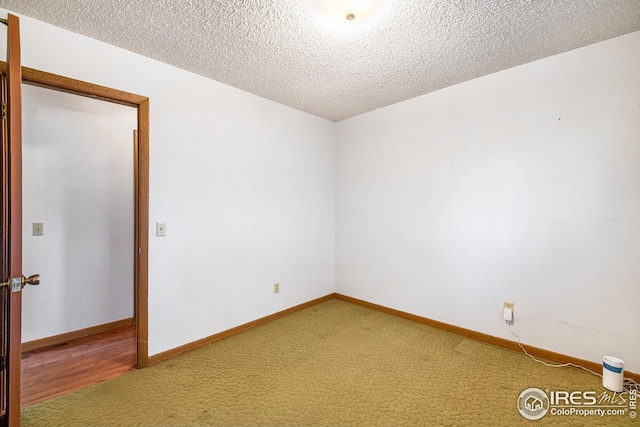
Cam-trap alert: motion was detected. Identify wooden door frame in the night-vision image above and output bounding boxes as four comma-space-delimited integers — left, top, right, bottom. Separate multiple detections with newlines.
0, 63, 150, 368
1, 13, 22, 426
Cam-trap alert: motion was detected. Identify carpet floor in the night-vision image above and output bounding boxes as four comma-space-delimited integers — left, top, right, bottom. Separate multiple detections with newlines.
22, 299, 636, 426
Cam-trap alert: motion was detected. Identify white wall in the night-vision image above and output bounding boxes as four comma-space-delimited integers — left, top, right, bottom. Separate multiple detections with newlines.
1, 8, 335, 356
4, 7, 637, 372
336, 31, 640, 373
21, 85, 137, 342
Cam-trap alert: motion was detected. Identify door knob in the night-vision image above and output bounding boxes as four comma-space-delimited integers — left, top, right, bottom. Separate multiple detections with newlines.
0, 274, 39, 290
21, 274, 40, 289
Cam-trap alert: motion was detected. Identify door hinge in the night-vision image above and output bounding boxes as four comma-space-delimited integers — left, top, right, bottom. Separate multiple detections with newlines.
1, 102, 6, 120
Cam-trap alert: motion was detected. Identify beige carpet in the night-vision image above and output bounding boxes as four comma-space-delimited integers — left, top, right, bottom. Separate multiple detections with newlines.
22, 299, 636, 426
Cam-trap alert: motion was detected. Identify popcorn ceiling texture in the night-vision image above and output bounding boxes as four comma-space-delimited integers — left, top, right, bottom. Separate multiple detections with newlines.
2, 0, 640, 121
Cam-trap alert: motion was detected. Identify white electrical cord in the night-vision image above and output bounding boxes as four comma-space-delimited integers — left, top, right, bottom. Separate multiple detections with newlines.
506, 320, 638, 392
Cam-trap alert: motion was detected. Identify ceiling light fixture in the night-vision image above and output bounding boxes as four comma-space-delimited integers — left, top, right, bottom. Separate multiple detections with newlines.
321, 0, 377, 26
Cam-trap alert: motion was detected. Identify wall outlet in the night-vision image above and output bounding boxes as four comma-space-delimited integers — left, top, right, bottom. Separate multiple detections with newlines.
503, 301, 514, 322
274, 283, 280, 294
503, 301, 514, 314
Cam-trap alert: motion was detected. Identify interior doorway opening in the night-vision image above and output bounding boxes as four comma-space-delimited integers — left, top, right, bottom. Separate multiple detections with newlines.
17, 82, 141, 406
21, 83, 137, 350
0, 63, 150, 398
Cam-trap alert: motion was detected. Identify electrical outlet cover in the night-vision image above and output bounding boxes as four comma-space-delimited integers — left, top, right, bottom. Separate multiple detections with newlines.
503, 301, 514, 314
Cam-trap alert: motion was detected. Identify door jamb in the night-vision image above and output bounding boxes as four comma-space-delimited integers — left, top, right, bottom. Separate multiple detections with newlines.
0, 63, 150, 368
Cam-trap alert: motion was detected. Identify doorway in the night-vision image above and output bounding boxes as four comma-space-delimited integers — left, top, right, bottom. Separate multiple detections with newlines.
2, 64, 150, 369
21, 83, 137, 348
17, 83, 139, 405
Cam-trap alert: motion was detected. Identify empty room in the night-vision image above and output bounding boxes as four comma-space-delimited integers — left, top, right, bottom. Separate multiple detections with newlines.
0, 1, 638, 426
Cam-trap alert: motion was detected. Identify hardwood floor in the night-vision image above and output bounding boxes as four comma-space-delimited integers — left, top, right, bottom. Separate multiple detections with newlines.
21, 326, 136, 407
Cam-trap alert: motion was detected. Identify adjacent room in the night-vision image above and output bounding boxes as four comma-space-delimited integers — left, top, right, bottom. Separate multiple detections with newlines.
0, 0, 638, 425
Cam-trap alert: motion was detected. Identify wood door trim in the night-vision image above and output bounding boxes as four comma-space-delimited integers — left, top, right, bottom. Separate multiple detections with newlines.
135, 100, 150, 368
19, 66, 142, 107
0, 72, 7, 421
5, 13, 23, 426
0, 61, 151, 368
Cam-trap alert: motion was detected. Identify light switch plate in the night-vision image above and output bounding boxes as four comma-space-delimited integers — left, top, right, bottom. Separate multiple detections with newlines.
32, 222, 44, 236
156, 222, 166, 237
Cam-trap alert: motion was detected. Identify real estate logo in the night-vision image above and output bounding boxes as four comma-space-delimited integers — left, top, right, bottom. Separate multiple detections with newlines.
630, 382, 637, 419
517, 388, 549, 420
517, 384, 637, 420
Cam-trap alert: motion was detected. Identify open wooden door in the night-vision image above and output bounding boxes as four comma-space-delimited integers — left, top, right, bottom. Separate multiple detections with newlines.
0, 13, 30, 427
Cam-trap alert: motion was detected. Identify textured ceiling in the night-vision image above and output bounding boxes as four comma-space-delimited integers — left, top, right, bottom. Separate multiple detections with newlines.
1, 0, 639, 121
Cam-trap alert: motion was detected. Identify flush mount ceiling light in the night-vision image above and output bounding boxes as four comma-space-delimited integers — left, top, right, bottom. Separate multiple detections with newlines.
321, 0, 377, 26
